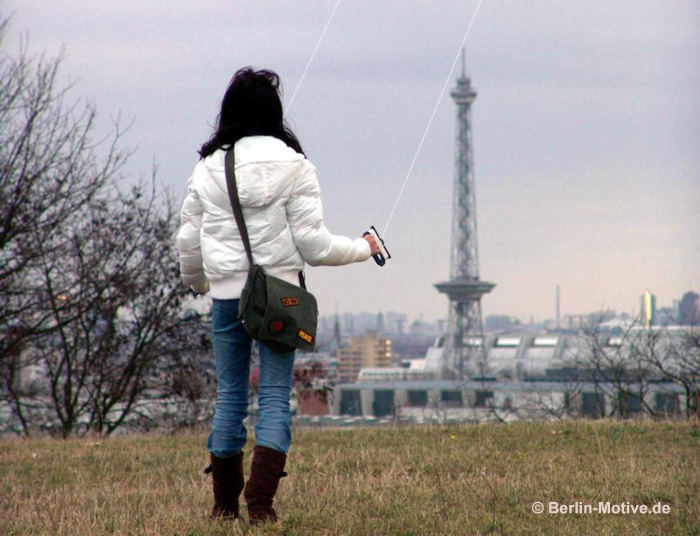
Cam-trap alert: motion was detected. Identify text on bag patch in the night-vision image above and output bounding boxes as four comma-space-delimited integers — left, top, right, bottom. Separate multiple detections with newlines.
297, 329, 314, 345
281, 297, 301, 307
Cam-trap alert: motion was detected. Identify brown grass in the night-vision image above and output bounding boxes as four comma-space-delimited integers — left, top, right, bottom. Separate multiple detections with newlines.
1, 420, 698, 535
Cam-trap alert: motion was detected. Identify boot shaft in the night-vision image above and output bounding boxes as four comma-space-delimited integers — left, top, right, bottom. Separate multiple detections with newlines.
206, 452, 245, 519
244, 445, 287, 523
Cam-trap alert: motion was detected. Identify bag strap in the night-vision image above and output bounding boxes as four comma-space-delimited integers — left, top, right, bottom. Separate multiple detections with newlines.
224, 147, 307, 290
224, 148, 255, 269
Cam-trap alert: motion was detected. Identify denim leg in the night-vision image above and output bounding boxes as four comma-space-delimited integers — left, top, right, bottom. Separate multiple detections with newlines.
255, 344, 295, 454
207, 299, 251, 459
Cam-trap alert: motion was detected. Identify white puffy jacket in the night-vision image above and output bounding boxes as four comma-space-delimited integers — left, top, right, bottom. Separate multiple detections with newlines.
176, 135, 371, 298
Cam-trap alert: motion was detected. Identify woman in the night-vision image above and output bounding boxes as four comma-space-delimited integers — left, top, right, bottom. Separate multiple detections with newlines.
176, 67, 379, 524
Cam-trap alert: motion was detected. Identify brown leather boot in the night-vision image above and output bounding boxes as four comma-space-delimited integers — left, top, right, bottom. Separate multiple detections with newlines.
243, 445, 288, 523
204, 452, 245, 520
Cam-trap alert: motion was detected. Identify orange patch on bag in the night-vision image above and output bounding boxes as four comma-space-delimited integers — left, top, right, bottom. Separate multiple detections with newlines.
297, 329, 314, 345
281, 297, 301, 307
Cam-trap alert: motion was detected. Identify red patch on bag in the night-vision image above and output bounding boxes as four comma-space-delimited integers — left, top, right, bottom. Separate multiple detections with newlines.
297, 329, 314, 345
269, 319, 285, 334
281, 297, 301, 307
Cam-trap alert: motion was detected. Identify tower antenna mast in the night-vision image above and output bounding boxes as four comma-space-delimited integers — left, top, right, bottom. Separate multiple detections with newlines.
434, 66, 495, 380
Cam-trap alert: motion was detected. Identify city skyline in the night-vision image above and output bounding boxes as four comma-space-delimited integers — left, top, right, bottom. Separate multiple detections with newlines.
6, 1, 699, 322
320, 286, 694, 330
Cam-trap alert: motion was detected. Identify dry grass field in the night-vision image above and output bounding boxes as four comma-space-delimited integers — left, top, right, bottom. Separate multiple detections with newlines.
1, 420, 698, 535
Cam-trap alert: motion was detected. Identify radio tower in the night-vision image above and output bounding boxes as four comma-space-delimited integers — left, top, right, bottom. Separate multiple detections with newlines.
434, 51, 495, 380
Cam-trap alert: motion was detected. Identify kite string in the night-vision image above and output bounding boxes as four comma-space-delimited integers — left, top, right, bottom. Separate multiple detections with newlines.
285, 0, 342, 113
382, 0, 486, 238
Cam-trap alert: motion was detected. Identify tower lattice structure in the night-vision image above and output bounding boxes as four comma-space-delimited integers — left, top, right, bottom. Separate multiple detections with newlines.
434, 58, 495, 380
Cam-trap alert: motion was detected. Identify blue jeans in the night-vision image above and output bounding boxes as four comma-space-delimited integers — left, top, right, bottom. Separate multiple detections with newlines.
207, 298, 295, 458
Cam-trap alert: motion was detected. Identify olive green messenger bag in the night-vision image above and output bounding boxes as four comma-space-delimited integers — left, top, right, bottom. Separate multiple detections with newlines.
224, 148, 318, 354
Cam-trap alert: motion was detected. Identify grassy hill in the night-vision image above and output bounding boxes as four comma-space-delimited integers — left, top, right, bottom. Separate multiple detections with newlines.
1, 420, 698, 535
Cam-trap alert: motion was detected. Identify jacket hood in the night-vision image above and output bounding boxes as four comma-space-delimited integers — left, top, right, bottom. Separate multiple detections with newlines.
201, 136, 305, 208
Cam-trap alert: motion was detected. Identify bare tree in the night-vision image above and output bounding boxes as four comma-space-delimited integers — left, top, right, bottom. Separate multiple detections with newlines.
0, 16, 127, 378
28, 181, 192, 436
165, 310, 216, 429
0, 17, 194, 436
576, 315, 698, 421
643, 327, 700, 420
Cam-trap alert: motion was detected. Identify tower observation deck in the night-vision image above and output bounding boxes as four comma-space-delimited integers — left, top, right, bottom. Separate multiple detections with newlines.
434, 55, 495, 379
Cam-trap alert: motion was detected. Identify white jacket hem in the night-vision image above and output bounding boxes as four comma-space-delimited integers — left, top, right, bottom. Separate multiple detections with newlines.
208, 268, 302, 299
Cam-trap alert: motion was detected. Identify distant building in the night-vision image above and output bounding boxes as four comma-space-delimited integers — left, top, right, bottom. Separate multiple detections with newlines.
640, 290, 657, 327
564, 311, 615, 331
386, 311, 408, 334
332, 323, 699, 421
342, 312, 355, 335
679, 291, 700, 326
376, 312, 385, 333
408, 319, 439, 336
388, 333, 435, 360
656, 306, 678, 326
337, 331, 392, 383
357, 367, 433, 382
293, 357, 333, 416
332, 379, 690, 421
485, 315, 518, 332
296, 389, 330, 416
419, 326, 696, 383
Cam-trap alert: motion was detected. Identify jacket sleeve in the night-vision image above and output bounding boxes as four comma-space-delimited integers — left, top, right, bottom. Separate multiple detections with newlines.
176, 173, 210, 293
285, 163, 371, 267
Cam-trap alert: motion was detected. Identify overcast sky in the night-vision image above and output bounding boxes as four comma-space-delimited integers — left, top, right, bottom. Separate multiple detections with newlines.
6, 1, 699, 323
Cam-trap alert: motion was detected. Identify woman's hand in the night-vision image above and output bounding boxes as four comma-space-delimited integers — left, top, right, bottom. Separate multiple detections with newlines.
363, 234, 380, 256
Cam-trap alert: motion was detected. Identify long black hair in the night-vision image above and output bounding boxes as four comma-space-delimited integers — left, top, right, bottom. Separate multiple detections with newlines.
198, 67, 304, 159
